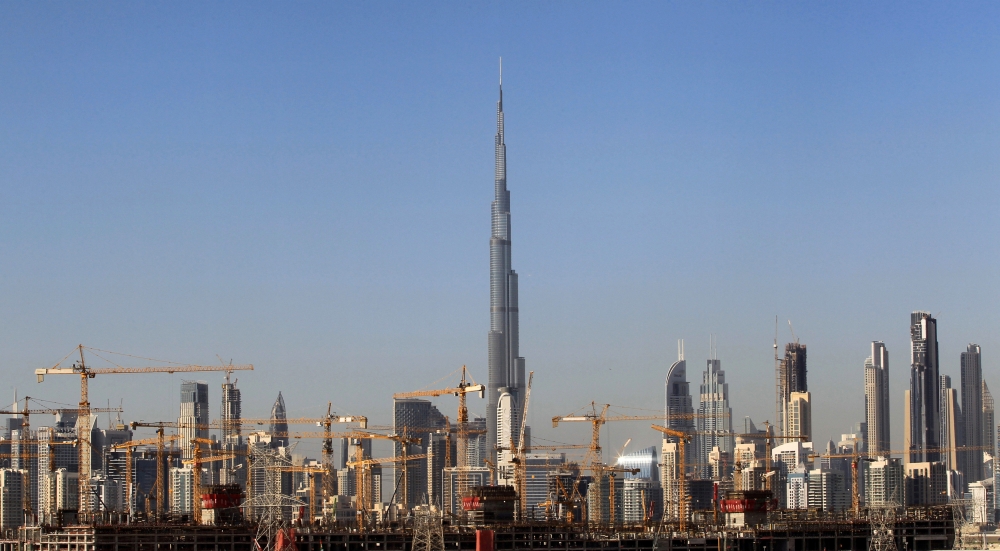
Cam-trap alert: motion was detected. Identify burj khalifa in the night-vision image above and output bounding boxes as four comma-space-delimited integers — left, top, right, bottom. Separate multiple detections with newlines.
488, 64, 526, 466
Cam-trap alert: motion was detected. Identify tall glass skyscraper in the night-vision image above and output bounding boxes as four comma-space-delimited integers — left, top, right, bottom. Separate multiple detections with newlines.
179, 381, 209, 459
488, 64, 526, 465
960, 344, 983, 482
907, 311, 940, 463
696, 343, 733, 479
864, 341, 890, 456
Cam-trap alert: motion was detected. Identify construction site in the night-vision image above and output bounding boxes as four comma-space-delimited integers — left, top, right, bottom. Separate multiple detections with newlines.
0, 345, 973, 551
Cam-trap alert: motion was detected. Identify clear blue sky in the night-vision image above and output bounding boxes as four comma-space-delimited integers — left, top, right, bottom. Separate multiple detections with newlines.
1, 3, 998, 463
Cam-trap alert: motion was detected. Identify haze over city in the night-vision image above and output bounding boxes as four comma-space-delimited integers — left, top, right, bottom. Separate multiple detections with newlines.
1, 2, 998, 465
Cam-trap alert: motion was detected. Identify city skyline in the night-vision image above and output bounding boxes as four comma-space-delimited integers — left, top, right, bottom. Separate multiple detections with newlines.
1, 3, 998, 465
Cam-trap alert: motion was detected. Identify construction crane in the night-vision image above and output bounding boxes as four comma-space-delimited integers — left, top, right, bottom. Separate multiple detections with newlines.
810, 443, 996, 517
721, 423, 805, 491
129, 421, 192, 518
34, 345, 252, 519
285, 430, 419, 530
512, 372, 533, 520
552, 403, 720, 524
186, 437, 222, 524
652, 425, 691, 532
393, 365, 484, 511
346, 453, 428, 520
261, 464, 327, 523
110, 434, 182, 516
0, 397, 119, 521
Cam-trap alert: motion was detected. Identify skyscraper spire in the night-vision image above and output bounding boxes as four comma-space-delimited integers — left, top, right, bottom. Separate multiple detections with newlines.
488, 64, 525, 479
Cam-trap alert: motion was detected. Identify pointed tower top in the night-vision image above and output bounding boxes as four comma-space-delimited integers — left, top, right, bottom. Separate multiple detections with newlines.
499, 57, 502, 86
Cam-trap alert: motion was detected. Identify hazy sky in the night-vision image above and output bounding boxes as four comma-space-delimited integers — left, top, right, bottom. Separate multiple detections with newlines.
1, 3, 999, 466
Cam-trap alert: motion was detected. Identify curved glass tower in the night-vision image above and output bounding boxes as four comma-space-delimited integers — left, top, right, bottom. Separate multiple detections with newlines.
488, 64, 526, 466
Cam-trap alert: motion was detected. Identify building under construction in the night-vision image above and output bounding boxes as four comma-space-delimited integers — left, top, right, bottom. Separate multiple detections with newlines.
3, 505, 957, 551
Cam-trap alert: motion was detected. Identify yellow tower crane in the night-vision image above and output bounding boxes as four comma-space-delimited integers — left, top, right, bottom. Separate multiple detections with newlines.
34, 345, 252, 519
652, 425, 691, 533
287, 430, 419, 530
392, 366, 484, 511
552, 403, 724, 526
110, 434, 182, 517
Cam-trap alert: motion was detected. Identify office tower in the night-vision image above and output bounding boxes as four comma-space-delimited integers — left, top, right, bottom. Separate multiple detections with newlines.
777, 342, 808, 437
465, 417, 488, 468
496, 391, 519, 486
169, 467, 195, 514
661, 442, 681, 519
393, 398, 447, 508
622, 477, 661, 523
11, 429, 37, 518
179, 381, 209, 459
938, 376, 962, 474
696, 343, 734, 479
522, 453, 568, 517
666, 340, 695, 432
778, 341, 809, 436
787, 392, 812, 441
865, 457, 904, 506
984, 381, 995, 456
0, 468, 24, 530
426, 433, 448, 507
219, 376, 245, 486
617, 446, 660, 523
865, 341, 891, 456
270, 392, 289, 448
221, 375, 242, 444
36, 425, 79, 525
961, 344, 984, 483
665, 341, 695, 480
905, 461, 947, 506
487, 65, 527, 468
807, 468, 849, 512
908, 311, 941, 463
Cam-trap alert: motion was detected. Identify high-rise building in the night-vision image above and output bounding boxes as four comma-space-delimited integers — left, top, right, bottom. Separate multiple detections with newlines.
220, 376, 245, 487
865, 341, 891, 456
961, 344, 984, 483
11, 429, 37, 517
907, 311, 940, 463
865, 457, 904, 506
807, 468, 849, 512
666, 340, 695, 432
221, 375, 242, 444
179, 381, 209, 459
660, 441, 681, 519
665, 341, 695, 477
487, 65, 527, 469
393, 398, 447, 508
787, 392, 812, 441
0, 468, 25, 531
983, 381, 995, 458
696, 345, 733, 479
270, 392, 289, 448
496, 390, 524, 486
938, 376, 962, 474
905, 461, 947, 506
777, 342, 808, 436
